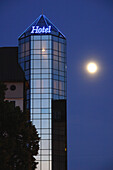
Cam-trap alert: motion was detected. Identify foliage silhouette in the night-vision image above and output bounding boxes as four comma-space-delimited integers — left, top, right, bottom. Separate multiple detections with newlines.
0, 82, 40, 170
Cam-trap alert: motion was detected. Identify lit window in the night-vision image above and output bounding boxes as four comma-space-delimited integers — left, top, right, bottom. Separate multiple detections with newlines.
42, 48, 45, 52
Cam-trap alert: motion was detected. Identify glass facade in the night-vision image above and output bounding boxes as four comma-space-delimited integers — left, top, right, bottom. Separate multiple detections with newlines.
18, 15, 67, 170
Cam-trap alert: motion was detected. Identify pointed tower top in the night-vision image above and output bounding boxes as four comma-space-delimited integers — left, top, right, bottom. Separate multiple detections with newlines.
19, 14, 66, 39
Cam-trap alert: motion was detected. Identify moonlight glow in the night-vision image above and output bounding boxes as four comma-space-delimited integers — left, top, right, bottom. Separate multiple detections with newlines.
87, 63, 97, 73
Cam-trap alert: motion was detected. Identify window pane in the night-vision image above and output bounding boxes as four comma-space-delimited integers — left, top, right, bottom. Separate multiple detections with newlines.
42, 94, 49, 98
42, 49, 50, 55
33, 88, 41, 93
26, 42, 29, 51
42, 35, 49, 40
53, 80, 58, 89
59, 51, 64, 57
42, 120, 49, 128
42, 41, 48, 49
34, 99, 40, 108
32, 108, 41, 113
41, 114, 51, 119
41, 108, 51, 113
41, 89, 50, 93
42, 80, 49, 88
41, 129, 51, 134
59, 90, 63, 96
59, 81, 64, 90
34, 55, 41, 60
53, 61, 58, 69
40, 140, 49, 149
59, 43, 64, 52
59, 76, 64, 81
42, 60, 49, 68
42, 99, 49, 108
59, 56, 64, 62
53, 50, 58, 55
34, 36, 41, 40
21, 44, 25, 53
32, 120, 40, 128
31, 93, 41, 98
25, 61, 29, 70
33, 60, 40, 68
59, 71, 64, 76
53, 41, 58, 50
33, 80, 41, 88
31, 69, 40, 74
34, 41, 41, 49
53, 74, 58, 80
25, 51, 30, 56
34, 50, 41, 54
31, 74, 41, 79
41, 149, 50, 154
33, 114, 40, 119
42, 69, 50, 74
31, 88, 41, 94
59, 62, 64, 71
42, 55, 48, 60
53, 89, 58, 95
53, 55, 58, 61
53, 36, 58, 41
53, 69, 58, 75
42, 74, 50, 79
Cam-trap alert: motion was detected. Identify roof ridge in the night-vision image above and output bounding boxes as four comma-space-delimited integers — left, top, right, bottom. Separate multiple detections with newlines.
43, 15, 49, 27
18, 15, 42, 39
44, 15, 66, 38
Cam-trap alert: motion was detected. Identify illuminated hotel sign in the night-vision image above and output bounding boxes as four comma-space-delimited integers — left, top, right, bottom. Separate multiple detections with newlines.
31, 26, 51, 34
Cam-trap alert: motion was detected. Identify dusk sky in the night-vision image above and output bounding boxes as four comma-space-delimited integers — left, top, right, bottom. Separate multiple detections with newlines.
0, 0, 113, 169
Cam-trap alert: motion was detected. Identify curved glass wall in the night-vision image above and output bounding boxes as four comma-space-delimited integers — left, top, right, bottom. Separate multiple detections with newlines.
18, 31, 67, 170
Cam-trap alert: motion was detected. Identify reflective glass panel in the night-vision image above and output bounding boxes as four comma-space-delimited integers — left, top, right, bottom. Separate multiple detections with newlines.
32, 108, 41, 113
53, 80, 58, 89
33, 80, 41, 88
42, 60, 49, 68
33, 120, 40, 128
26, 42, 29, 51
33, 114, 40, 119
42, 80, 49, 88
40, 140, 49, 149
42, 99, 49, 108
32, 99, 40, 108
21, 44, 25, 53
53, 61, 58, 69
53, 41, 58, 50
34, 50, 41, 54
33, 60, 41, 68
59, 81, 64, 90
34, 41, 41, 49
42, 41, 48, 49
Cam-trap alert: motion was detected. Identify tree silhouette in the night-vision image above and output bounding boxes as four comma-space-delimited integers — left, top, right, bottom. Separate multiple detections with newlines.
0, 82, 40, 170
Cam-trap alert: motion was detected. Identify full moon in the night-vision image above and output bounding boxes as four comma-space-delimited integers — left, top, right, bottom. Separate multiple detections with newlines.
87, 63, 97, 73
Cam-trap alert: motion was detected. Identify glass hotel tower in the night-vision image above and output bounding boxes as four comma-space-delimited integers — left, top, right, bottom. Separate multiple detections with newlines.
18, 15, 67, 170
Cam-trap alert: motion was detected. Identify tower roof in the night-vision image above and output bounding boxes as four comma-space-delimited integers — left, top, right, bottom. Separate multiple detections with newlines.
19, 15, 66, 39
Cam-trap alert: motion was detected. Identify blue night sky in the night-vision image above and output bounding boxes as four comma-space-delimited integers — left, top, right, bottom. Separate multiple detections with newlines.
0, 0, 113, 169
